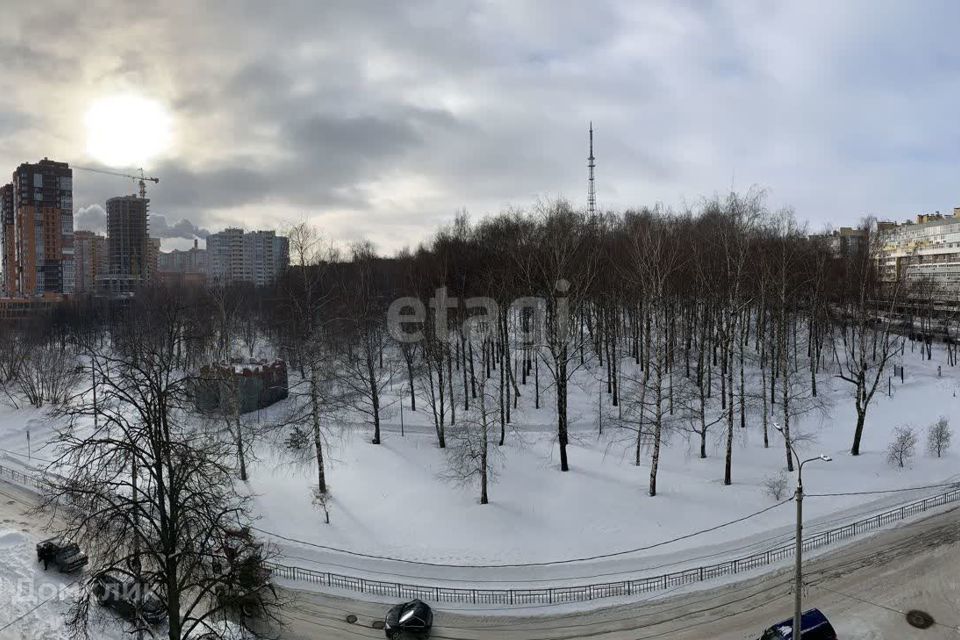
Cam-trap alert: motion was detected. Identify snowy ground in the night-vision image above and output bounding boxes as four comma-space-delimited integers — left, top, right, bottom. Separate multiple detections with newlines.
0, 341, 958, 587
242, 342, 960, 583
0, 528, 78, 640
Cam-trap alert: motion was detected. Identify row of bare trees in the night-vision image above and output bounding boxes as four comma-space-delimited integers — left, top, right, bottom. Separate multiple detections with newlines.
242, 192, 919, 503
0, 193, 920, 512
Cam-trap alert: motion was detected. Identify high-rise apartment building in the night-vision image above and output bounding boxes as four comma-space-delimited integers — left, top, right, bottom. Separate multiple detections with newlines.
73, 230, 108, 293
104, 195, 149, 294
0, 184, 13, 296
207, 227, 244, 284
207, 228, 288, 286
158, 239, 208, 273
146, 237, 161, 281
0, 159, 74, 296
157, 239, 208, 288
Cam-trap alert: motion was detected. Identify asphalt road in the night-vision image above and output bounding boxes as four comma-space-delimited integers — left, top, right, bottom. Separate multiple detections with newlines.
1, 480, 957, 639
278, 507, 960, 640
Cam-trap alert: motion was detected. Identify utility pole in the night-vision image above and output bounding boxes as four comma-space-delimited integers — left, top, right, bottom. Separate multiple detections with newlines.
793, 468, 804, 637
775, 422, 831, 638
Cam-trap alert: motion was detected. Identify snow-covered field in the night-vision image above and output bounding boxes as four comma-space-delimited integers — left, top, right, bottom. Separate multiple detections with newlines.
248, 345, 958, 574
1, 342, 958, 587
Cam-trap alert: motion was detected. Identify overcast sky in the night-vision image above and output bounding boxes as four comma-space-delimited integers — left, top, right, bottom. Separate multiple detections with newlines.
2, 1, 959, 252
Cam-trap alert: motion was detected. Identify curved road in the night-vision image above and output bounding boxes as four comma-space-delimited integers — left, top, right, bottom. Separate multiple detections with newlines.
1, 480, 957, 639
279, 507, 960, 639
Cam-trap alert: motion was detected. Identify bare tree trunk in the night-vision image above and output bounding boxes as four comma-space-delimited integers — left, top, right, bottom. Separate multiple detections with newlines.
558, 351, 569, 472
724, 312, 735, 486
366, 346, 381, 445
781, 312, 794, 472
649, 323, 664, 496
310, 363, 327, 494
447, 344, 456, 426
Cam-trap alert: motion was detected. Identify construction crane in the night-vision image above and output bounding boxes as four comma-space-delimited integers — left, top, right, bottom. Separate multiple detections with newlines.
73, 165, 159, 199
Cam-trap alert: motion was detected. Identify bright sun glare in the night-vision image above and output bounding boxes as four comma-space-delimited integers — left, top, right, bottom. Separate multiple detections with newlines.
85, 94, 173, 168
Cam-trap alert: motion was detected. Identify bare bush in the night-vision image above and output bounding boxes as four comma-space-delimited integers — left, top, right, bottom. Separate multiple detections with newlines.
762, 470, 790, 500
14, 342, 80, 408
927, 417, 952, 458
887, 426, 918, 468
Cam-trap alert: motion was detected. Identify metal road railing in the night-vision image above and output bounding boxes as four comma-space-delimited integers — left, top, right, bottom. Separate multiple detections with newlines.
2, 459, 957, 605
0, 462, 43, 489
264, 486, 960, 604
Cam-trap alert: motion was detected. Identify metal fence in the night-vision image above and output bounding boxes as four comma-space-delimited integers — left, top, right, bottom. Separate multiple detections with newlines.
264, 486, 960, 605
0, 462, 42, 489
1, 459, 956, 605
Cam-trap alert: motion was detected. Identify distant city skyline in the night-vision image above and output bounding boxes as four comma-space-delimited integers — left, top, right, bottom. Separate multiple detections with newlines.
3, 2, 960, 253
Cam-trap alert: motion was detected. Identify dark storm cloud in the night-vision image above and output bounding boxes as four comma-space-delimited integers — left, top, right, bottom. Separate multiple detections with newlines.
4, 1, 960, 252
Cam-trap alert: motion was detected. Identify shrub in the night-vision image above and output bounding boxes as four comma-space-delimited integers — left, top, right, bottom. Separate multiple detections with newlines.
763, 470, 790, 500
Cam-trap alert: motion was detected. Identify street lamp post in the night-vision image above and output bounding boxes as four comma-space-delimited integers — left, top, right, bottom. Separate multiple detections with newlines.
774, 423, 831, 638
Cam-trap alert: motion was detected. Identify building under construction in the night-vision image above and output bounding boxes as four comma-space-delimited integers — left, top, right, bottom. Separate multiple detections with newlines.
101, 194, 150, 295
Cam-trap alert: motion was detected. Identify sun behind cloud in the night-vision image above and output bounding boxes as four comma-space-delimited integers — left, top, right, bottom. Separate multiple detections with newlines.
85, 94, 173, 168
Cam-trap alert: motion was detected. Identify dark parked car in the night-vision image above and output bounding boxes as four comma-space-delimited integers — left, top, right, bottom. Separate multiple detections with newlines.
36, 538, 88, 573
759, 609, 838, 640
384, 599, 433, 639
91, 570, 166, 625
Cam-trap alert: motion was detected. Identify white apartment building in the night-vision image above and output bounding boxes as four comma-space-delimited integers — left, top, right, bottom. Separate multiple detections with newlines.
877, 210, 960, 293
206, 228, 289, 286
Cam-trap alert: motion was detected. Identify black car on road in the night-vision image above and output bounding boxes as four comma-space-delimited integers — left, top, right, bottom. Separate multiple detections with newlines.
384, 599, 433, 639
36, 538, 88, 573
91, 570, 167, 625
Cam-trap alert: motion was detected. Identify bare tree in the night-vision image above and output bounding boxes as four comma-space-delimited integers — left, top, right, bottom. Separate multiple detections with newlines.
442, 376, 503, 504
833, 221, 904, 456
43, 289, 278, 640
14, 340, 80, 408
763, 470, 789, 500
621, 211, 684, 496
337, 242, 397, 445
887, 426, 917, 468
196, 364, 259, 482
275, 222, 341, 494
521, 202, 597, 472
0, 326, 26, 406
927, 416, 952, 458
